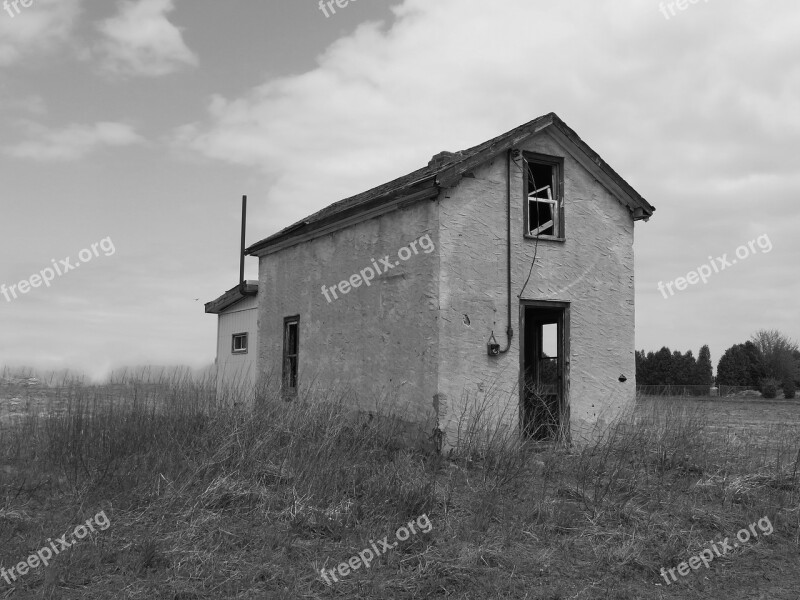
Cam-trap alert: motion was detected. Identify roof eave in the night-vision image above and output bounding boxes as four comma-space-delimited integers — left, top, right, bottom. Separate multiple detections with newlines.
546, 116, 655, 218
204, 282, 258, 314
434, 113, 655, 218
246, 176, 439, 256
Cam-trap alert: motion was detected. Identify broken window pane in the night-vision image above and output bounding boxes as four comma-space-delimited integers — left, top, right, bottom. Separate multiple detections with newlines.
526, 160, 559, 237
528, 162, 553, 194
529, 195, 555, 236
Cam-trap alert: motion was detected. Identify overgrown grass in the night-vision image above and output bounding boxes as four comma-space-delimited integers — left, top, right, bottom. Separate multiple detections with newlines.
1, 370, 799, 599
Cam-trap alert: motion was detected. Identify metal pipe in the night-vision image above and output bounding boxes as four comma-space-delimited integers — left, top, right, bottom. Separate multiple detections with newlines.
239, 195, 257, 296
500, 150, 514, 353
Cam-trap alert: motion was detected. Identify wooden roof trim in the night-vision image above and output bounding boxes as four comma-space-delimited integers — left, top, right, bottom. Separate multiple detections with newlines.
246, 178, 439, 256
545, 120, 654, 219
204, 282, 259, 314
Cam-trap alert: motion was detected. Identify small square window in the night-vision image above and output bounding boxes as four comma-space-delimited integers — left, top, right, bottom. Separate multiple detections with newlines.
523, 153, 564, 239
232, 333, 248, 354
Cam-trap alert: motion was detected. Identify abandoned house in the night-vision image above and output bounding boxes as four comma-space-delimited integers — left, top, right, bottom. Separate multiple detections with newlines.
218, 112, 655, 445
205, 280, 259, 398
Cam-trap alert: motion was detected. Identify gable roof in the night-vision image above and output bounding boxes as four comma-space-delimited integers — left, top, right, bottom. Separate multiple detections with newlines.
204, 281, 258, 314
246, 112, 655, 256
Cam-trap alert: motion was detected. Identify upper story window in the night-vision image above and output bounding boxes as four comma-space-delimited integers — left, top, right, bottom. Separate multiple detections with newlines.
523, 153, 564, 240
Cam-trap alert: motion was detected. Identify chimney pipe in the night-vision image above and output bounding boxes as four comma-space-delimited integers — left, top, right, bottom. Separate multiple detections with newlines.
239, 195, 256, 296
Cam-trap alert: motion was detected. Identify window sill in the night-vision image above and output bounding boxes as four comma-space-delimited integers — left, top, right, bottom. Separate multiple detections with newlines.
524, 234, 565, 242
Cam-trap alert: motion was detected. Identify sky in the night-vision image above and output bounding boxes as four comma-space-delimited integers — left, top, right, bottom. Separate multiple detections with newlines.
0, 0, 798, 380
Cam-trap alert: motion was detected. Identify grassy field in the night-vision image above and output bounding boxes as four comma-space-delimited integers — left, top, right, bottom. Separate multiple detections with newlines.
1, 373, 798, 599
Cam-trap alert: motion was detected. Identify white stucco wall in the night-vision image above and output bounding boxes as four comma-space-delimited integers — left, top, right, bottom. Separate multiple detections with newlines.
252, 129, 641, 446
436, 131, 637, 444
255, 201, 440, 432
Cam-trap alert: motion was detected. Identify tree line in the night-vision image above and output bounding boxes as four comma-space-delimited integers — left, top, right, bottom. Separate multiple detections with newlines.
636, 329, 799, 398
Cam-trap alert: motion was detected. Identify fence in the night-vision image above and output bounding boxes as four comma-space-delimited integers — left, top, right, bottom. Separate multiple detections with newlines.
636, 385, 761, 397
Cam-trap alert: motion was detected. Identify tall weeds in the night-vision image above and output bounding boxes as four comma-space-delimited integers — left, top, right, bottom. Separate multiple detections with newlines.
0, 370, 798, 597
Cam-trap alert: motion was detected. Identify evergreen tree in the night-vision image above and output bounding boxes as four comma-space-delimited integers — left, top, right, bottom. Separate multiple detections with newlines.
794, 350, 800, 386
635, 350, 649, 385
635, 346, 705, 387
653, 347, 674, 385
717, 342, 763, 387
695, 345, 714, 386
743, 341, 765, 386
681, 350, 698, 385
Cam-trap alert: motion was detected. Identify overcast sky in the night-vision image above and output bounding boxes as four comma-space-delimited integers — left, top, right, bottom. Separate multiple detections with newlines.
1, 0, 798, 379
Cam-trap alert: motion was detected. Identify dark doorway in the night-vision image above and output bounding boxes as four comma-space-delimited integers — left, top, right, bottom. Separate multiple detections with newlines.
520, 302, 569, 441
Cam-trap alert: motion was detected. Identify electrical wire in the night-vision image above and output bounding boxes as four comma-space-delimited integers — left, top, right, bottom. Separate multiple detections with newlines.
516, 156, 548, 299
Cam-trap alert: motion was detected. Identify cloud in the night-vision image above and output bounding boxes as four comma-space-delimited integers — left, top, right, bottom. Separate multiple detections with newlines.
171, 0, 800, 359
174, 0, 800, 235
5, 121, 143, 161
96, 0, 198, 77
0, 0, 83, 66
0, 93, 47, 116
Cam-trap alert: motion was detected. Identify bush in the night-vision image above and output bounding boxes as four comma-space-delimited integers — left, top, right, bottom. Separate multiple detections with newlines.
783, 379, 796, 399
761, 378, 781, 399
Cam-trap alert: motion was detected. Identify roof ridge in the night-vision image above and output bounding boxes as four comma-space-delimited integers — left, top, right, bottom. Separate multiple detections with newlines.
246, 112, 653, 255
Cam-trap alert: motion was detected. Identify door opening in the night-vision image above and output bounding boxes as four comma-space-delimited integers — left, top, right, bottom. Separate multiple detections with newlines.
521, 303, 569, 441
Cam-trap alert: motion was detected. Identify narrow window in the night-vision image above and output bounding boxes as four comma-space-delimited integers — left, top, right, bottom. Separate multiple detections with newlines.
523, 154, 564, 239
282, 316, 299, 395
231, 333, 248, 354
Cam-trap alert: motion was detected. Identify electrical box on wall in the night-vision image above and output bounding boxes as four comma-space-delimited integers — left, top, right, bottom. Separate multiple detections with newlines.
487, 332, 500, 356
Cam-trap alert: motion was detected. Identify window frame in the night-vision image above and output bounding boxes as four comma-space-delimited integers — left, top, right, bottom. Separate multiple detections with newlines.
522, 152, 565, 241
231, 332, 248, 354
282, 315, 300, 396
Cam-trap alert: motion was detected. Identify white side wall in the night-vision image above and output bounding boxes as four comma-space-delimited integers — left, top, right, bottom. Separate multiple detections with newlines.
436, 132, 637, 444
255, 201, 439, 429
216, 295, 258, 401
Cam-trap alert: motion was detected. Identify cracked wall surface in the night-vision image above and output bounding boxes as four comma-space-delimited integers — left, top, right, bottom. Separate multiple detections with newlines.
436, 132, 636, 444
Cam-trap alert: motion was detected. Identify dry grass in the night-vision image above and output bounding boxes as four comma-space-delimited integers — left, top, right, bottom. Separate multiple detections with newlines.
0, 369, 799, 599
